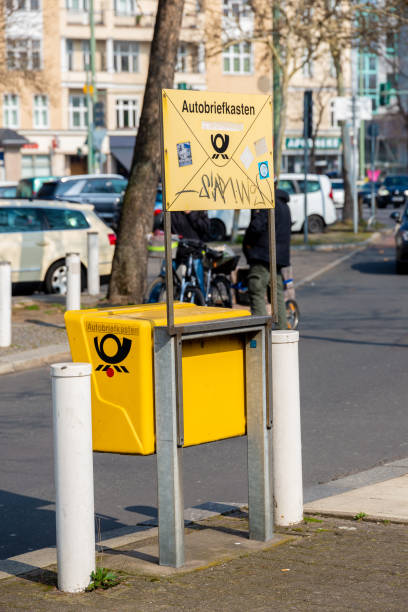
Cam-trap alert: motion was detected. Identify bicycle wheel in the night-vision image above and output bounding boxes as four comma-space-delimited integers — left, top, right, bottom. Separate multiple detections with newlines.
182, 284, 205, 305
209, 275, 232, 308
285, 299, 299, 330
144, 277, 166, 303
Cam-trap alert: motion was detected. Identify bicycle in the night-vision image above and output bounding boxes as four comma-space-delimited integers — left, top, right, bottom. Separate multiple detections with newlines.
233, 266, 300, 330
145, 237, 239, 308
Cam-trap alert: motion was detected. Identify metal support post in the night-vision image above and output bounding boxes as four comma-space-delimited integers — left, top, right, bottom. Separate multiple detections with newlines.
154, 327, 185, 567
246, 327, 274, 541
271, 330, 303, 526
0, 261, 11, 348
51, 362, 95, 592
87, 231, 100, 296
66, 253, 81, 311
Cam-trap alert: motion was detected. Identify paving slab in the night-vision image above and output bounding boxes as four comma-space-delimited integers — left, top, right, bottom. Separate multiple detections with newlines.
304, 474, 408, 523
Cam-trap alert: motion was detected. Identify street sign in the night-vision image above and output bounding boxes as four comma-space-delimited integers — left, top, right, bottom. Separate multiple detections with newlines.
333, 96, 372, 122
367, 123, 379, 138
161, 89, 274, 211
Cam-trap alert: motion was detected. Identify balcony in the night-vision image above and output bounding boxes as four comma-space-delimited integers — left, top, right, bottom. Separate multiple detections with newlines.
66, 9, 105, 26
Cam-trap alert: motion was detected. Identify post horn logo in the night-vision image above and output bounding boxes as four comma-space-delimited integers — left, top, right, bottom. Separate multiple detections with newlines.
211, 133, 229, 159
94, 334, 132, 377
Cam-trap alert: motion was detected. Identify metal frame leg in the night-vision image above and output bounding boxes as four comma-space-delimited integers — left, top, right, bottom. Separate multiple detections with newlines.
246, 327, 274, 541
154, 327, 185, 567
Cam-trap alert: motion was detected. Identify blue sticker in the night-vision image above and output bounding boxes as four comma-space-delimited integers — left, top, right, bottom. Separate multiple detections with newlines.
177, 142, 192, 167
258, 161, 269, 180
250, 339, 257, 348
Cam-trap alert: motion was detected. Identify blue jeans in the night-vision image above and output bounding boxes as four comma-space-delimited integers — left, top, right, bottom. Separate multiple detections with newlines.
193, 258, 205, 295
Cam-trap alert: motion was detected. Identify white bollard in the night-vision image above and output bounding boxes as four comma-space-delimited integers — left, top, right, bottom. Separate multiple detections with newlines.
66, 252, 81, 311
51, 362, 95, 593
271, 330, 303, 526
0, 261, 11, 348
87, 232, 100, 296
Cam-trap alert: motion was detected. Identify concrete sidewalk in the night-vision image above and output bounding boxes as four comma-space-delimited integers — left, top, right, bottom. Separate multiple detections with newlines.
0, 465, 407, 609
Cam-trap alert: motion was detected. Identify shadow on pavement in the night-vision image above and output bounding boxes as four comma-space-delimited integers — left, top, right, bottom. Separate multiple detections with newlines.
0, 490, 129, 562
351, 260, 396, 275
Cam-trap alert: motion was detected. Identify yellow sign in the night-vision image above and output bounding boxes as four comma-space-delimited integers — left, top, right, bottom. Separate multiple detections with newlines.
83, 84, 94, 95
161, 89, 274, 211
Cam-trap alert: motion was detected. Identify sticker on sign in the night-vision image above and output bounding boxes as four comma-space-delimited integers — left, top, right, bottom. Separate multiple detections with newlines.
161, 89, 274, 211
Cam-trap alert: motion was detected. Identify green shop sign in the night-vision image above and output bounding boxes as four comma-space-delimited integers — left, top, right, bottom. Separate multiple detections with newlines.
285, 137, 341, 150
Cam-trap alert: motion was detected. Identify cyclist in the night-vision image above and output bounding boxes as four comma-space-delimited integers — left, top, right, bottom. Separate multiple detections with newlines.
171, 211, 211, 295
243, 185, 291, 328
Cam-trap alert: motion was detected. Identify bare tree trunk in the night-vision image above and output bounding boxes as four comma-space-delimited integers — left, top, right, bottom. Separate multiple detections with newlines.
274, 65, 289, 177
109, 0, 185, 303
332, 52, 353, 223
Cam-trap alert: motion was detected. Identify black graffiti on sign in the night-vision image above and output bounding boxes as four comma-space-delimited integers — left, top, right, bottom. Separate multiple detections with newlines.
94, 334, 132, 375
211, 133, 229, 159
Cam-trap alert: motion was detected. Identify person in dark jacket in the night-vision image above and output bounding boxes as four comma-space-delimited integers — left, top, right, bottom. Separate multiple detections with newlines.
243, 188, 291, 327
171, 210, 211, 295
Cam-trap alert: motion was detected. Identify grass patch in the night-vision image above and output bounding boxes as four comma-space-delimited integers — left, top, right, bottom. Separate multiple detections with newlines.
86, 568, 121, 591
304, 516, 323, 523
353, 512, 367, 521
291, 224, 377, 247
23, 304, 40, 311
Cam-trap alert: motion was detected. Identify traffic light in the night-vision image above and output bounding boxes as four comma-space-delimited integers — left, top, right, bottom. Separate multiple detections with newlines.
303, 90, 313, 139
379, 83, 391, 106
93, 101, 105, 127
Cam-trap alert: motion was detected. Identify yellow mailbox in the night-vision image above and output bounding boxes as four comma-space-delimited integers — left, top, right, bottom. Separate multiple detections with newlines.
65, 303, 250, 455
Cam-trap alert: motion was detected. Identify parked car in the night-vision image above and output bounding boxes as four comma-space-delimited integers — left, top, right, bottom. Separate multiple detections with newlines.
37, 174, 127, 228
16, 176, 59, 199
358, 181, 381, 206
207, 173, 337, 240
0, 199, 116, 294
331, 179, 344, 209
376, 175, 408, 209
0, 181, 17, 198
391, 206, 408, 274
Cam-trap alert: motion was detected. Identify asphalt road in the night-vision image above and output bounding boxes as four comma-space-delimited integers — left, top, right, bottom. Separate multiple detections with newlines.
1, 239, 407, 560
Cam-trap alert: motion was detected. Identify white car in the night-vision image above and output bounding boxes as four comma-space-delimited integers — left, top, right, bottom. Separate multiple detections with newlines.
208, 173, 337, 239
331, 179, 345, 209
0, 199, 116, 294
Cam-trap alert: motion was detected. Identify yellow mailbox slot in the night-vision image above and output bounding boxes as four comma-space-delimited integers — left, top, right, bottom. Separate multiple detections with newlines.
65, 303, 250, 455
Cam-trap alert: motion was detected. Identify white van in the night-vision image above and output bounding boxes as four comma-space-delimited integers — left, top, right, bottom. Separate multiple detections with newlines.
208, 173, 337, 240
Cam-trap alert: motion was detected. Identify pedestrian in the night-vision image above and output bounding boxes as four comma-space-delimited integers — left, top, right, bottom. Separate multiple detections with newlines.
171, 210, 211, 295
243, 186, 291, 328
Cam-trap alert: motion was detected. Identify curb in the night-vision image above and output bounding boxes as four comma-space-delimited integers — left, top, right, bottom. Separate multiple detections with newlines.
0, 502, 244, 581
292, 231, 381, 252
0, 344, 71, 375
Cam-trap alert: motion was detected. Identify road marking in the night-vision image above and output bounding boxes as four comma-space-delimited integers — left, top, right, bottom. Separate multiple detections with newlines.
296, 246, 366, 288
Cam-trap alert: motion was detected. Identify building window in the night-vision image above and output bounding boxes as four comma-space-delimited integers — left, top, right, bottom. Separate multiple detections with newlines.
223, 42, 252, 74
113, 41, 139, 72
7, 38, 41, 71
3, 94, 19, 128
66, 0, 88, 10
21, 154, 51, 178
115, 98, 139, 128
6, 0, 40, 10
82, 40, 90, 70
330, 99, 338, 128
302, 57, 314, 78
66, 39, 74, 70
114, 0, 135, 16
359, 52, 379, 111
176, 45, 187, 72
33, 94, 49, 129
69, 94, 88, 128
223, 0, 250, 19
